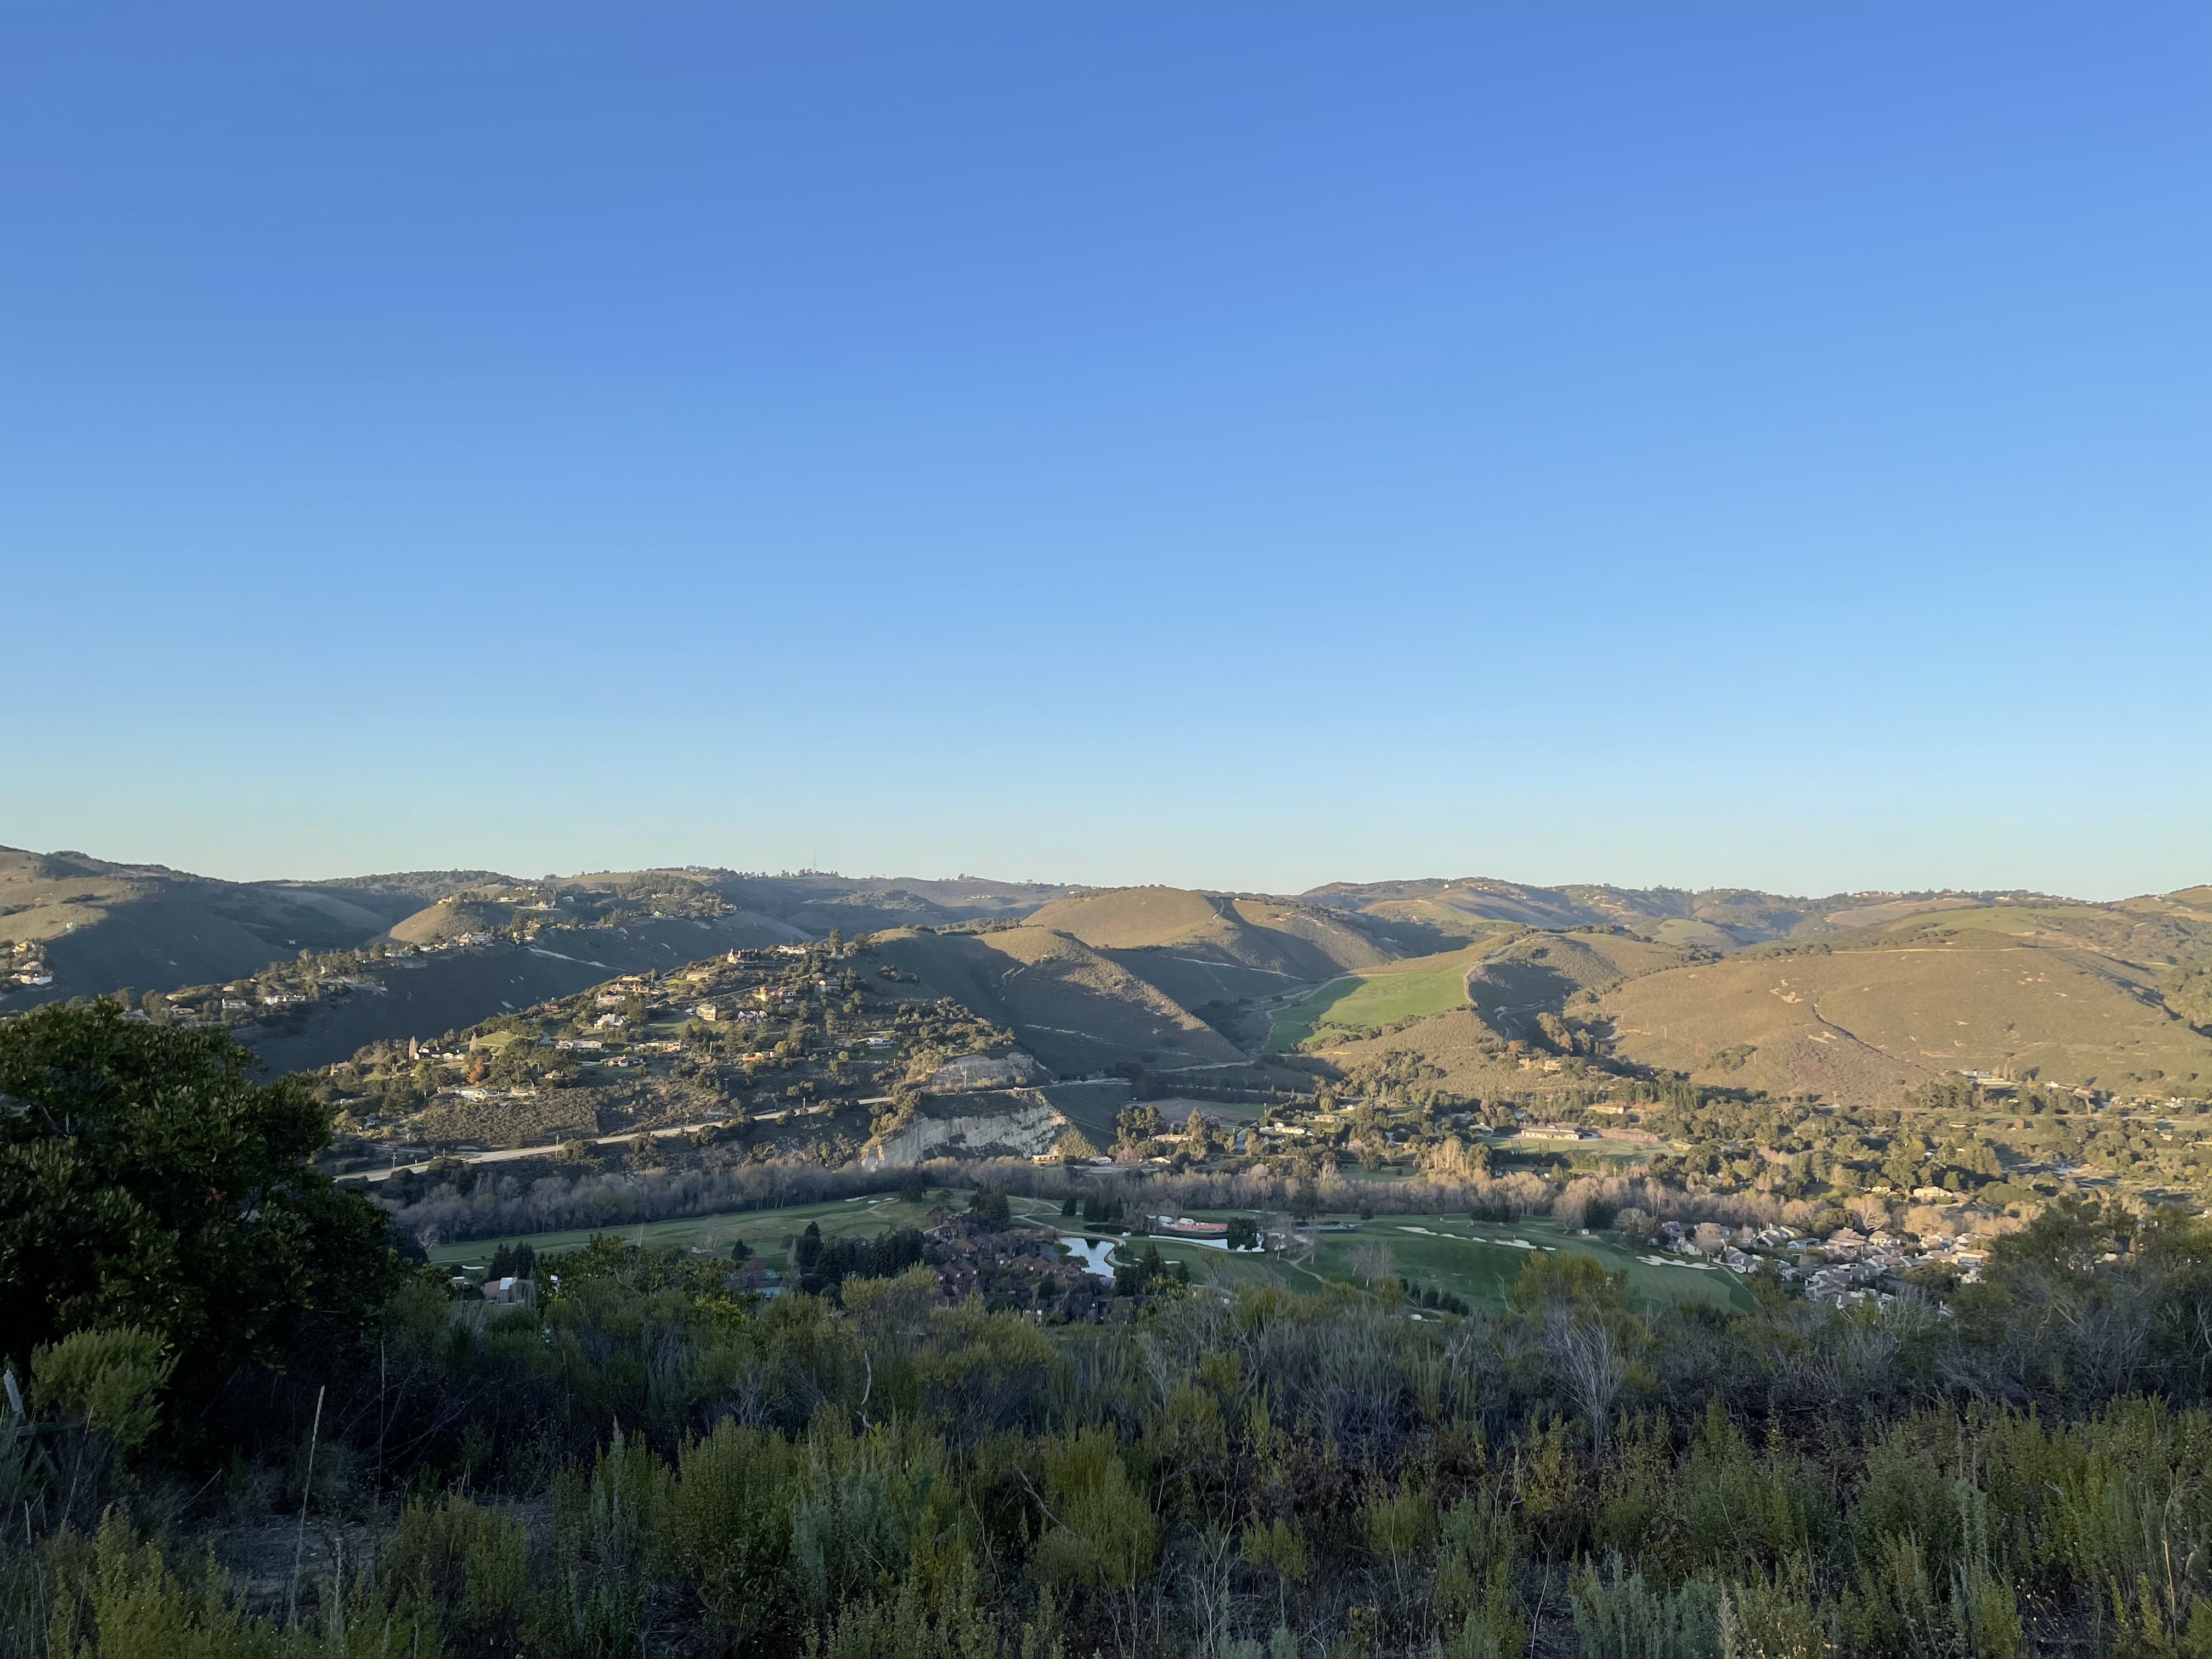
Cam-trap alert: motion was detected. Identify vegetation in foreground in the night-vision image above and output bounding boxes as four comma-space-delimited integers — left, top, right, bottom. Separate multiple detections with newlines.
9, 1006, 2212, 1659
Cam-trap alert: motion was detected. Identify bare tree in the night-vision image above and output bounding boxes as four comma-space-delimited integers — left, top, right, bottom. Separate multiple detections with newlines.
1350, 1240, 1393, 1286
1544, 1306, 1626, 1452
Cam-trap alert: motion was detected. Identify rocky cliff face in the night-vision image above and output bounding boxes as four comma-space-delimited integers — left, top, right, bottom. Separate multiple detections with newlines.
861, 1094, 1067, 1169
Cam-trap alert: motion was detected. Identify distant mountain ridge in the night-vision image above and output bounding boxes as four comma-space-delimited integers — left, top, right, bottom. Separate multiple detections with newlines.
7, 843, 2207, 1107
1299, 876, 2073, 951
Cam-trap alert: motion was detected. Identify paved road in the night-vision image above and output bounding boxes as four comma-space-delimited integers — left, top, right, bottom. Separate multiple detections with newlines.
347, 1103, 836, 1182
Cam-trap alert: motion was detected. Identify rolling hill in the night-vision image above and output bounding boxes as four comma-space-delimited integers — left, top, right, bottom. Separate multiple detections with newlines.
0, 847, 1070, 1062
0, 845, 403, 1005
1301, 876, 2066, 952
1285, 895, 2212, 1111
10, 842, 2209, 1111
1023, 888, 1404, 1007
1468, 930, 1695, 1040
874, 923, 1246, 1078
1594, 905, 2212, 1104
1604, 942, 2212, 1101
241, 912, 809, 1074
708, 871, 1077, 935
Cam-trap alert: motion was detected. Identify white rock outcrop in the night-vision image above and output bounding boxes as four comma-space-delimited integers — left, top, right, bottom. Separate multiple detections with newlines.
861, 1098, 1066, 1170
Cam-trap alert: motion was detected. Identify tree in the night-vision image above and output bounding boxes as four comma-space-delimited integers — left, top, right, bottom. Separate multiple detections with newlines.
0, 1003, 405, 1380
1115, 1103, 1165, 1151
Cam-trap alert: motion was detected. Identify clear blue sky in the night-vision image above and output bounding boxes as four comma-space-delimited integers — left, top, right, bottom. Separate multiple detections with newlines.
4, 3, 2206, 899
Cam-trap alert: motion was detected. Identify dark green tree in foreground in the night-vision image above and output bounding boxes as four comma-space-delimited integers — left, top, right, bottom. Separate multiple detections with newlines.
0, 1002, 406, 1378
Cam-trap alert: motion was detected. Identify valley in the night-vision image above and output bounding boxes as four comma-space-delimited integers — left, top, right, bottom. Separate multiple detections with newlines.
10, 840, 2212, 1232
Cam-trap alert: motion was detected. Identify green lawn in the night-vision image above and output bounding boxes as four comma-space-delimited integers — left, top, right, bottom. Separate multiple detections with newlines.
1489, 1133, 1652, 1163
1266, 961, 1472, 1051
1077, 1207, 1757, 1316
427, 1190, 956, 1269
432, 1193, 1757, 1319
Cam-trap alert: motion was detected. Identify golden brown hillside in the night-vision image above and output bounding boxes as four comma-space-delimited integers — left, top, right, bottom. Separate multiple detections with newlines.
1023, 886, 1230, 949
874, 924, 1244, 1077
0, 844, 398, 1005
1601, 935, 2212, 1102
383, 896, 527, 946
1015, 886, 1404, 1012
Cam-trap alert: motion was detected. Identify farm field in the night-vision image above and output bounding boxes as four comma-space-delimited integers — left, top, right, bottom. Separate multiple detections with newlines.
1265, 948, 1487, 1050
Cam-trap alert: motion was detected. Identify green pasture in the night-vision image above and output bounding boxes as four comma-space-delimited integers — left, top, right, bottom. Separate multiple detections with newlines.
1266, 961, 1471, 1051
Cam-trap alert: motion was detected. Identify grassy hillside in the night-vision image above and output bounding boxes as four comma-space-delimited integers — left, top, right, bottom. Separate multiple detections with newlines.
239, 913, 800, 1073
16, 842, 2207, 1126
1468, 931, 1693, 1040
1017, 888, 1398, 1009
1602, 933, 2212, 1103
1304, 875, 2085, 951
1266, 944, 1505, 1051
877, 925, 1245, 1077
1024, 887, 1241, 950
0, 845, 397, 1006
385, 896, 533, 946
709, 871, 1075, 934
1026, 889, 1391, 964
277, 870, 518, 923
